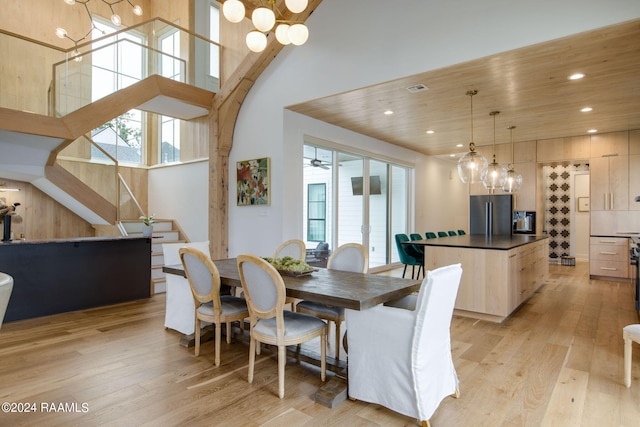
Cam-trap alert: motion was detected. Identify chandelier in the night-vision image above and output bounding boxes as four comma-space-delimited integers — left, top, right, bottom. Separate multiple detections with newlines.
222, 0, 310, 53
55, 0, 143, 58
482, 110, 508, 191
502, 125, 523, 193
457, 90, 488, 184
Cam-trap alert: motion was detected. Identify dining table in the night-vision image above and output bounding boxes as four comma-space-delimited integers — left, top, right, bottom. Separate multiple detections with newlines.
163, 257, 422, 408
163, 257, 421, 311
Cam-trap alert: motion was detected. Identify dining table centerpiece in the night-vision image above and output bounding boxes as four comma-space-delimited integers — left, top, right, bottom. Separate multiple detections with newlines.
262, 256, 317, 276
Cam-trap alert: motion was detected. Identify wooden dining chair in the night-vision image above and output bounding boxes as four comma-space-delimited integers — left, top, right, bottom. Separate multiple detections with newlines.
237, 254, 327, 398
179, 247, 249, 367
296, 243, 368, 360
273, 239, 306, 311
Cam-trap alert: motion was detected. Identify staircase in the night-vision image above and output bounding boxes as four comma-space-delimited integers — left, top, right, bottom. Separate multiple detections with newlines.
119, 219, 188, 295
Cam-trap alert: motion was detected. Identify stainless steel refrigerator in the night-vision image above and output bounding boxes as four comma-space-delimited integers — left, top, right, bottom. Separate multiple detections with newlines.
469, 194, 513, 235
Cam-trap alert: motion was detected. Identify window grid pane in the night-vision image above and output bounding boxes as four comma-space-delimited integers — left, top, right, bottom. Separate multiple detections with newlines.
308, 183, 326, 242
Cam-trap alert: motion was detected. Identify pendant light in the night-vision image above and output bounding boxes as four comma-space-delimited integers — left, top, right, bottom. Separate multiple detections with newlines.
482, 111, 508, 192
457, 90, 488, 184
502, 125, 523, 193
222, 0, 310, 53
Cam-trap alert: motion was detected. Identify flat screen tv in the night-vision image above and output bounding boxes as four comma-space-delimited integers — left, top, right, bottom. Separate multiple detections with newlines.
351, 176, 382, 195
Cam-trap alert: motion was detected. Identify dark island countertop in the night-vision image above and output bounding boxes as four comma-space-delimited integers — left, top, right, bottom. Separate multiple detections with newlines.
0, 235, 148, 245
407, 234, 548, 250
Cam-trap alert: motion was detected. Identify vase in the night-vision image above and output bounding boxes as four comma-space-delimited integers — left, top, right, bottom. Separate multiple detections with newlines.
142, 224, 153, 237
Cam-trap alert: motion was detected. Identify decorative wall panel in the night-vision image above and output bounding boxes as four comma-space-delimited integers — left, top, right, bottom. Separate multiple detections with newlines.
543, 164, 589, 259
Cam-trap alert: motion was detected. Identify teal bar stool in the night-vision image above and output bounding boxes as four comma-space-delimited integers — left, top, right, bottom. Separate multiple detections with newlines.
395, 234, 424, 279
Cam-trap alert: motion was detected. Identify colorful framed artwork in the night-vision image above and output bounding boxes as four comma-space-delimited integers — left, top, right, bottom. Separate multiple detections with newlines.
236, 157, 270, 206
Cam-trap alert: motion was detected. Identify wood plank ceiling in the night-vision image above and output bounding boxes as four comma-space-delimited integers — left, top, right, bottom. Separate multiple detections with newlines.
286, 19, 640, 159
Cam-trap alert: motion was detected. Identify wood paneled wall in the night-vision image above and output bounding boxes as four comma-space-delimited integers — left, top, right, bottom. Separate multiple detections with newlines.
0, 179, 95, 240
0, 0, 152, 46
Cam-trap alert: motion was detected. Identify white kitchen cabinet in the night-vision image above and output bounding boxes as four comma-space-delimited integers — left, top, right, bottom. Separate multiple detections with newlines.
589, 236, 631, 280
590, 155, 629, 211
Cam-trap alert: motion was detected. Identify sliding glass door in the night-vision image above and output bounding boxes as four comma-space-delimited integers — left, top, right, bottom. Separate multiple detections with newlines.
303, 143, 410, 269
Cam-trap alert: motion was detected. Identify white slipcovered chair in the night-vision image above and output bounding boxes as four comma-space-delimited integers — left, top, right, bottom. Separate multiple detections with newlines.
345, 263, 463, 427
237, 254, 327, 399
162, 241, 210, 335
0, 272, 14, 329
273, 239, 306, 312
296, 243, 368, 360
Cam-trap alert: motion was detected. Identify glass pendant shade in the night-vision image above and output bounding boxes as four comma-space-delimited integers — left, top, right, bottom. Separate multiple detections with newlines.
502, 167, 522, 193
483, 159, 508, 190
252, 7, 276, 32
64, 0, 76, 5
223, 0, 245, 23
482, 111, 507, 190
56, 28, 68, 39
457, 145, 488, 184
288, 23, 309, 45
111, 14, 121, 25
501, 125, 522, 193
275, 24, 292, 45
285, 0, 308, 13
246, 30, 267, 52
132, 5, 143, 16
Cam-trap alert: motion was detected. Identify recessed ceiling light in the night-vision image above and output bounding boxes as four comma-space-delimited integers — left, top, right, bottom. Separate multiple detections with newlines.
581, 107, 593, 112
384, 110, 394, 115
426, 130, 435, 134
568, 73, 585, 80
588, 129, 598, 133
449, 154, 456, 157
456, 143, 464, 148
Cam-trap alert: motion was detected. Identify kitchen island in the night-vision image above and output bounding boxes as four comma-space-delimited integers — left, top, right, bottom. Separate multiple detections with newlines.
0, 236, 151, 322
410, 234, 549, 322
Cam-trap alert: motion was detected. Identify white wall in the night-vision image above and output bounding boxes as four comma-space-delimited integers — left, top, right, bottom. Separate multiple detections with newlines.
148, 160, 209, 242
220, 0, 640, 257
573, 172, 590, 260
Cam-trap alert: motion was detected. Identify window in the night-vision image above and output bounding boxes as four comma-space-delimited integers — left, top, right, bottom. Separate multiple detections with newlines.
303, 143, 411, 268
210, 3, 220, 79
158, 28, 181, 163
307, 183, 327, 242
160, 115, 180, 163
90, 18, 145, 164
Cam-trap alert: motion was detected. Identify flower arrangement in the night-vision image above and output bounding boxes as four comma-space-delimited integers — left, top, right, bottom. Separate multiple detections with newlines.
139, 213, 156, 226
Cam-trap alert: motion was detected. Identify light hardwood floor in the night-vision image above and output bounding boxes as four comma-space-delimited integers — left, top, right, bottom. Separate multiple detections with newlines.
1, 261, 639, 426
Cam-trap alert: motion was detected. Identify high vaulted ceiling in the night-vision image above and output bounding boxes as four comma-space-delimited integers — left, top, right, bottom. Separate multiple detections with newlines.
286, 19, 640, 159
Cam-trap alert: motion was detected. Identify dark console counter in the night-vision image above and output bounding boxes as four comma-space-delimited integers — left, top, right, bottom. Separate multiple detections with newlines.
0, 236, 151, 322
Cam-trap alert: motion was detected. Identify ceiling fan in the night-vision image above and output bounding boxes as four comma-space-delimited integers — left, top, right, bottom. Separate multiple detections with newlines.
306, 147, 331, 170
